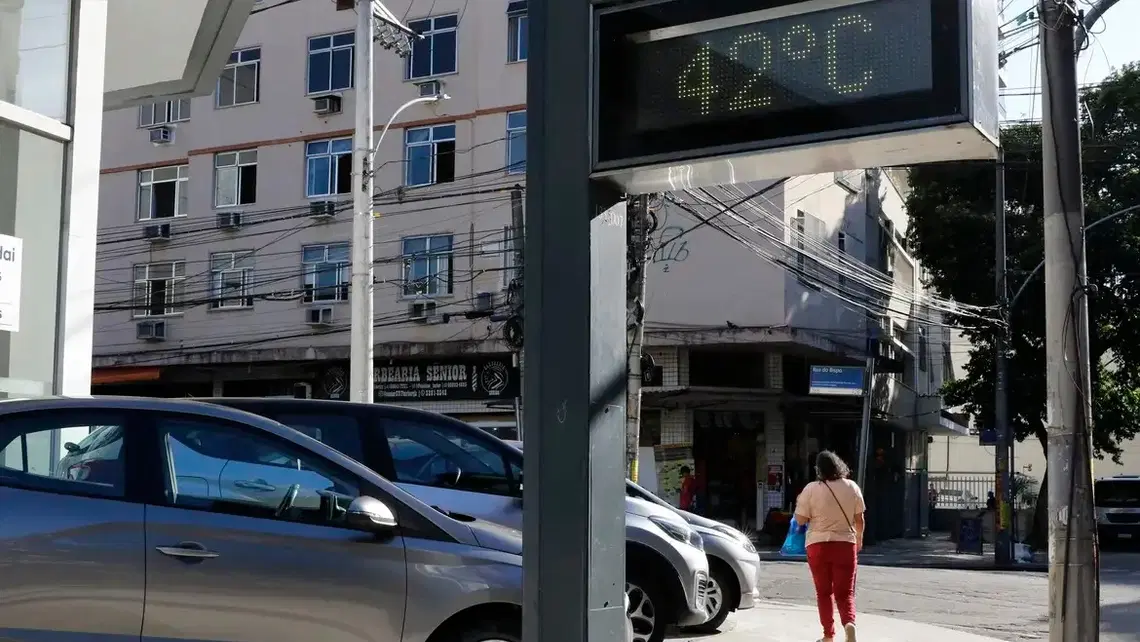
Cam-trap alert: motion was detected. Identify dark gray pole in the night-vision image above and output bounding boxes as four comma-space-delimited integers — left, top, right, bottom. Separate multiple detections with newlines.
1039, 2, 1099, 640
855, 331, 876, 489
994, 151, 1013, 567
625, 195, 650, 482
523, 1, 628, 642
510, 186, 525, 441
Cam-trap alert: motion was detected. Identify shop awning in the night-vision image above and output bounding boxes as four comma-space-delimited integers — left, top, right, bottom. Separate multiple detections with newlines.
91, 366, 161, 385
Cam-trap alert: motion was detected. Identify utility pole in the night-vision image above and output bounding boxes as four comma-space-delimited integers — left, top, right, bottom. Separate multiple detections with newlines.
626, 194, 651, 482
995, 150, 1014, 567
855, 325, 877, 488
349, 0, 376, 404
509, 186, 525, 441
1040, 2, 1099, 640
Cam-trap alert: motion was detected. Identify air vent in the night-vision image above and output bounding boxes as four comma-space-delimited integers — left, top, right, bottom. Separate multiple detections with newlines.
143, 223, 172, 241
136, 320, 167, 341
306, 306, 334, 325
408, 300, 437, 322
335, 0, 353, 9
312, 95, 342, 115
216, 211, 243, 229
417, 80, 442, 97
149, 126, 174, 145
309, 201, 336, 218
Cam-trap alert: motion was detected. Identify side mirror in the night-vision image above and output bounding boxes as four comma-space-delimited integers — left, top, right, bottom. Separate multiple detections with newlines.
345, 496, 398, 532
63, 442, 79, 454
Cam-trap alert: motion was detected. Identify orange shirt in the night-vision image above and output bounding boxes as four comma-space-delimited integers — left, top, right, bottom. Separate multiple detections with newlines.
793, 479, 866, 547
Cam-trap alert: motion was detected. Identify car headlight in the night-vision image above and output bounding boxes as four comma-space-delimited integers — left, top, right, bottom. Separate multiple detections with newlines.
713, 524, 757, 553
650, 516, 704, 550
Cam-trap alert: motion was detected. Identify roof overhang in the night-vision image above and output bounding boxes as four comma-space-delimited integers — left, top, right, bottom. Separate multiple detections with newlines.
103, 0, 256, 110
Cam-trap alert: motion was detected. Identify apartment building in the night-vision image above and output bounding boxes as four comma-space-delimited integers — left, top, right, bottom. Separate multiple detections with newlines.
90, 0, 965, 536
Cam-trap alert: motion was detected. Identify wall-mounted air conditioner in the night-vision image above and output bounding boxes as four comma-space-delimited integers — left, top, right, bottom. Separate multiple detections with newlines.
474, 291, 495, 312
136, 320, 167, 341
143, 223, 172, 241
313, 95, 342, 115
216, 211, 243, 229
309, 201, 336, 218
417, 80, 442, 98
150, 126, 174, 145
409, 300, 437, 322
306, 306, 334, 326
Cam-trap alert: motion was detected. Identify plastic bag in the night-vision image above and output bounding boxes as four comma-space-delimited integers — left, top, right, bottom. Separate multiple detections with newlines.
780, 516, 808, 557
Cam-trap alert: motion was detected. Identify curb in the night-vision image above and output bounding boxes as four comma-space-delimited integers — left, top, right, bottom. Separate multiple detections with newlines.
758, 555, 1048, 573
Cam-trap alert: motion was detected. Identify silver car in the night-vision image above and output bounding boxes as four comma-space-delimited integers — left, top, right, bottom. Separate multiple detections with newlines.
0, 397, 524, 642
204, 398, 711, 642
625, 480, 761, 631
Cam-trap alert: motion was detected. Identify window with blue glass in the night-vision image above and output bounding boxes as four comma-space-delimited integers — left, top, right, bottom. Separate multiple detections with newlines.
308, 32, 355, 94
302, 243, 350, 303
305, 138, 352, 197
406, 15, 458, 79
405, 124, 456, 187
217, 47, 260, 108
506, 111, 526, 174
402, 235, 453, 296
507, 2, 527, 62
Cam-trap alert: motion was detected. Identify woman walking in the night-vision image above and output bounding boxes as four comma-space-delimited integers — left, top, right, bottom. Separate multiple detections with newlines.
793, 451, 866, 642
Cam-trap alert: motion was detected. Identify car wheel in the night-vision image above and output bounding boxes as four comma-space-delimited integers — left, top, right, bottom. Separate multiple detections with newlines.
626, 570, 666, 642
455, 618, 521, 642
685, 566, 734, 633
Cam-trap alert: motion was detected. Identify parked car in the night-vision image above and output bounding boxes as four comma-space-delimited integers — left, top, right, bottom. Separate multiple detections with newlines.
0, 397, 524, 642
1095, 474, 1140, 545
622, 478, 761, 632
204, 398, 710, 642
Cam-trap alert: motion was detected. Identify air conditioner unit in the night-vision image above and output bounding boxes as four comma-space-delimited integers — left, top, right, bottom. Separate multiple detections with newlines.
149, 126, 174, 144
306, 306, 334, 326
309, 201, 336, 218
417, 80, 442, 97
474, 291, 495, 312
143, 223, 172, 241
312, 95, 342, 115
216, 211, 243, 229
409, 300, 437, 322
334, 0, 353, 9
136, 320, 167, 341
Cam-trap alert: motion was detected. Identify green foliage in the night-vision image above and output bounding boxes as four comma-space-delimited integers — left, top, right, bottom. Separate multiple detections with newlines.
907, 63, 1140, 460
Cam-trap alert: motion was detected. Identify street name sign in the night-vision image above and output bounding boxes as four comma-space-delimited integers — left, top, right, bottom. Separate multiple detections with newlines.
592, 0, 999, 193
808, 364, 864, 396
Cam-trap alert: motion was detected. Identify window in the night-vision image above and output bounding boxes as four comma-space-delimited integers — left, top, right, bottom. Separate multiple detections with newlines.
302, 243, 350, 302
210, 252, 255, 309
0, 413, 127, 499
501, 225, 519, 290
384, 419, 515, 495
837, 231, 847, 287
217, 47, 261, 108
270, 413, 365, 462
406, 15, 458, 79
307, 32, 355, 94
793, 210, 822, 291
918, 326, 928, 373
507, 2, 528, 62
506, 110, 526, 174
405, 124, 456, 187
139, 99, 191, 128
214, 150, 258, 207
158, 416, 359, 527
137, 165, 189, 220
133, 261, 186, 317
402, 235, 453, 296
306, 138, 353, 197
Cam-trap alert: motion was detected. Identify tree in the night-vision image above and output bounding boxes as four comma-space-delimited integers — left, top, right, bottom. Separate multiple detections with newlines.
905, 63, 1140, 545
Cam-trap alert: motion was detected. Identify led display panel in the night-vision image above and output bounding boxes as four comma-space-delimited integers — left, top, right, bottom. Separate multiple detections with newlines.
595, 0, 965, 167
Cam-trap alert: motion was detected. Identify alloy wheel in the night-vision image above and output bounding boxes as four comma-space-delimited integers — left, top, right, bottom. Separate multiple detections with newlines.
625, 581, 657, 642
703, 575, 724, 621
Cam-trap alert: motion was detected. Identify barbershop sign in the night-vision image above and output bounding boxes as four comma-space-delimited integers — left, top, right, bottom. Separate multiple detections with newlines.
320, 355, 519, 402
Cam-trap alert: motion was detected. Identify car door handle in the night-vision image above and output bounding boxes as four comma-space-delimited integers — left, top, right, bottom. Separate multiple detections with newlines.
234, 479, 276, 492
156, 542, 220, 560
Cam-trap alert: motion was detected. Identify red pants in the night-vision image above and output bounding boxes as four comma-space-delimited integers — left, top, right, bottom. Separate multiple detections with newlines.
806, 541, 858, 638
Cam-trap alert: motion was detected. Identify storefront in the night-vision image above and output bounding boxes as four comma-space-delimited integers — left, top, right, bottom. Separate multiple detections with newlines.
0, 0, 253, 398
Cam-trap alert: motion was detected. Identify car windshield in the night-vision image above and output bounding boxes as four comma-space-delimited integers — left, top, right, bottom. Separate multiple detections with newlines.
1095, 479, 1140, 508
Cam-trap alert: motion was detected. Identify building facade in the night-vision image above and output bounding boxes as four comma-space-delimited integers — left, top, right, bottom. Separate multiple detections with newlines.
91, 0, 967, 536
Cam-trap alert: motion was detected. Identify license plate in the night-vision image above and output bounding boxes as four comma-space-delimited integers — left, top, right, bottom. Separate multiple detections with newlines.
1119, 533, 1133, 539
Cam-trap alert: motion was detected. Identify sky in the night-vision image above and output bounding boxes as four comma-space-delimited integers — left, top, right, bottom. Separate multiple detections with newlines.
1000, 0, 1140, 122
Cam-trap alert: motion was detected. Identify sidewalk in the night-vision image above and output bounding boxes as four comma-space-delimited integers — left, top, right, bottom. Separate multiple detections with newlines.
671, 601, 1010, 642
756, 534, 1048, 571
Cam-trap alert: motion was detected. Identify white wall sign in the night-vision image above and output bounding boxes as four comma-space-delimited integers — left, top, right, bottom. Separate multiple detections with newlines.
0, 234, 23, 332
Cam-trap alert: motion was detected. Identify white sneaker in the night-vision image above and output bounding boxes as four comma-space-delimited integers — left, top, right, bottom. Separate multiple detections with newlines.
844, 623, 857, 642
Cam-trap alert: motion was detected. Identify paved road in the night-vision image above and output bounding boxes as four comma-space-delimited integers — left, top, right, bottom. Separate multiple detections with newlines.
707, 550, 1140, 642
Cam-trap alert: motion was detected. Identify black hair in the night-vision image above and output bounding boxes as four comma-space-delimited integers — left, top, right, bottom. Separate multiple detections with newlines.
680, 465, 691, 475
815, 450, 850, 482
